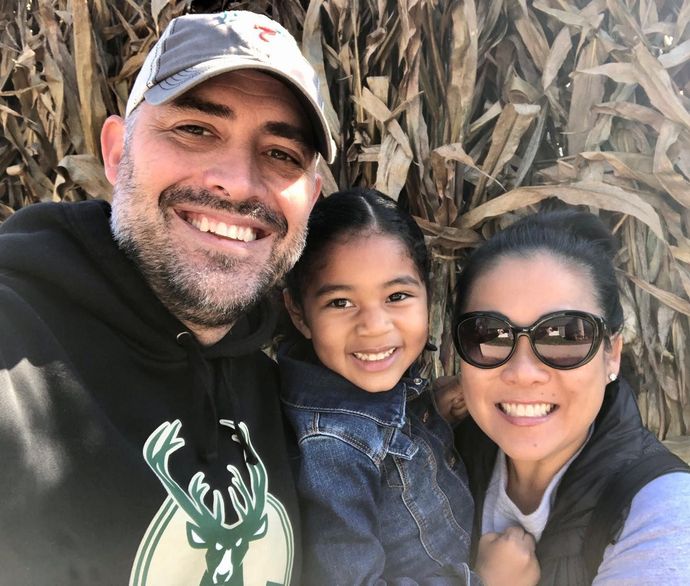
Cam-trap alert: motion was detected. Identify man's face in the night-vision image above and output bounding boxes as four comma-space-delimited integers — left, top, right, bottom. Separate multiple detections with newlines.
103, 71, 322, 337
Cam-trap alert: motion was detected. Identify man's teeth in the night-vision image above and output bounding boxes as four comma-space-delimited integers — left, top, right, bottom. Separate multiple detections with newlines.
188, 216, 257, 242
353, 348, 396, 362
500, 402, 555, 417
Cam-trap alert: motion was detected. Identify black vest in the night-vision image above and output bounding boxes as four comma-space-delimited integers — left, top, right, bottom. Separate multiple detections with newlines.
456, 380, 684, 585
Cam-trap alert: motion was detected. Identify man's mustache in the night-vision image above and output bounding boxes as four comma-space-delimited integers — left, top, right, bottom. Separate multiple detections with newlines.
160, 187, 288, 236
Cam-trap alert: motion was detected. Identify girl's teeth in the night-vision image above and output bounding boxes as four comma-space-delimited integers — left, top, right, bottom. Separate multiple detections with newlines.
353, 348, 395, 361
500, 402, 555, 417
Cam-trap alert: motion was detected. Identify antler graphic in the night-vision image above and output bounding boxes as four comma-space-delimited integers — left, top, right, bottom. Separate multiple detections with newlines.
221, 420, 268, 541
143, 420, 269, 585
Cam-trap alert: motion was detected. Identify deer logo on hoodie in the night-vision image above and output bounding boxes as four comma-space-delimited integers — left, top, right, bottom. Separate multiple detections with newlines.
130, 420, 293, 586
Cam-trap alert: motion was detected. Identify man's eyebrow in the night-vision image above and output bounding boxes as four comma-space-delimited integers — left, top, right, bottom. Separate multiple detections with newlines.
169, 95, 235, 119
265, 121, 314, 151
164, 98, 316, 153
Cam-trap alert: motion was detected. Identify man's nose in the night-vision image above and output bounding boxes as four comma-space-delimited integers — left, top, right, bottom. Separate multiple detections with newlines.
201, 147, 261, 200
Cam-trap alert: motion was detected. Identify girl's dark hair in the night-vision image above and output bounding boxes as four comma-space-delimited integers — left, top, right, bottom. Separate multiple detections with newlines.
286, 187, 430, 306
454, 209, 624, 335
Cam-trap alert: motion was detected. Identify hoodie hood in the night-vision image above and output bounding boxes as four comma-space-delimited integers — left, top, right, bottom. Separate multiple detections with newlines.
0, 200, 274, 357
0, 200, 277, 460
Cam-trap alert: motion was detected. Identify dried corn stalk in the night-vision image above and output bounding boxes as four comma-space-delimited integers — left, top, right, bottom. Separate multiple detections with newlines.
1, 0, 689, 438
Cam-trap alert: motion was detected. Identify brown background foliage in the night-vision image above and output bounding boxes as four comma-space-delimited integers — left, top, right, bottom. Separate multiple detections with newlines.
1, 0, 689, 441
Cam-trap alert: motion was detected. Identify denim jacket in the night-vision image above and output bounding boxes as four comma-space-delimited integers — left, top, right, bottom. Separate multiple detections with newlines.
279, 341, 479, 585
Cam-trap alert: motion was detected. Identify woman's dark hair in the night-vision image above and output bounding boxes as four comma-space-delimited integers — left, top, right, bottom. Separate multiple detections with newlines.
453, 209, 624, 336
286, 187, 430, 306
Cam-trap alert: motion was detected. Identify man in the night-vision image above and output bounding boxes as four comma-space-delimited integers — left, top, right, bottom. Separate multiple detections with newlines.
0, 11, 333, 585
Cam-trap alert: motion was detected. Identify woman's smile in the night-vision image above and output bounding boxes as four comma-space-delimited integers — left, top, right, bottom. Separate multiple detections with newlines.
497, 401, 558, 420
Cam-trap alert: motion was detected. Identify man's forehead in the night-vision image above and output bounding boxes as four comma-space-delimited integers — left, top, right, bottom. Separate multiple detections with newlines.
199, 69, 297, 95
187, 71, 308, 116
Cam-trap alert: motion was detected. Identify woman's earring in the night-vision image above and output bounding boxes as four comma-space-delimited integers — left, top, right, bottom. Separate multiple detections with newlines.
608, 372, 618, 382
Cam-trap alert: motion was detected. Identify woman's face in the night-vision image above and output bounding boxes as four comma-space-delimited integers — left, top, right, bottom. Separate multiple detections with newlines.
460, 252, 622, 472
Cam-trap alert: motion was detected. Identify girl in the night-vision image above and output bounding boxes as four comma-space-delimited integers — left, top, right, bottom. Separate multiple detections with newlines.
279, 187, 539, 585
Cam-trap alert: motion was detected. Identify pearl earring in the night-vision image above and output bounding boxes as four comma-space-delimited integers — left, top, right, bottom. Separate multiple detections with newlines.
608, 373, 618, 382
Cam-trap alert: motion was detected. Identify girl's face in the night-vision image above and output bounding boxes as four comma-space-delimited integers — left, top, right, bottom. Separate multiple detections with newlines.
286, 233, 428, 392
460, 253, 622, 472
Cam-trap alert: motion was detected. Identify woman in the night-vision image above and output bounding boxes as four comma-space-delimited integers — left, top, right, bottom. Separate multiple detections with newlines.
451, 209, 690, 585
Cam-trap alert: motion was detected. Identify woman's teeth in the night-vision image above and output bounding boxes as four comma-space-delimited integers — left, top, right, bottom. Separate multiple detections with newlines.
353, 348, 396, 362
500, 402, 555, 417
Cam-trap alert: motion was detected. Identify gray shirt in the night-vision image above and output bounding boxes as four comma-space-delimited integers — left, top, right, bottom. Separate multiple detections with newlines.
482, 450, 690, 584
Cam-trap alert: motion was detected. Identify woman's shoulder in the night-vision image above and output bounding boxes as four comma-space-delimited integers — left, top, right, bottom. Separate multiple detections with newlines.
637, 466, 690, 487
593, 470, 690, 585
626, 469, 690, 521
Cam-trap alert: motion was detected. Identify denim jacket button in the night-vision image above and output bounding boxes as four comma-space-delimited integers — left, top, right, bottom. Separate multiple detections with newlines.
421, 410, 430, 424
413, 377, 423, 386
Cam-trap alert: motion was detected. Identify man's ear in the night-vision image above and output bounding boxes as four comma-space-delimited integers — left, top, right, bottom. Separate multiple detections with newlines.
283, 289, 312, 339
101, 115, 126, 185
310, 173, 323, 208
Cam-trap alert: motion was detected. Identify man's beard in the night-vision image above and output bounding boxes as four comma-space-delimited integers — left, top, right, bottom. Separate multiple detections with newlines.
110, 147, 307, 329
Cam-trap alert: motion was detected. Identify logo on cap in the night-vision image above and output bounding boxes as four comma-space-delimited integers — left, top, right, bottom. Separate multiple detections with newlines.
216, 11, 231, 25
255, 25, 278, 42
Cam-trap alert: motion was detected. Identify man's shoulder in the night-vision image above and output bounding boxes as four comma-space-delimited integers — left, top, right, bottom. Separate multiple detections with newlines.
0, 200, 109, 232
0, 276, 47, 334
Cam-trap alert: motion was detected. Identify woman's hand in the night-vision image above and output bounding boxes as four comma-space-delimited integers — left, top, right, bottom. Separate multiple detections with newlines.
433, 375, 468, 422
475, 526, 540, 586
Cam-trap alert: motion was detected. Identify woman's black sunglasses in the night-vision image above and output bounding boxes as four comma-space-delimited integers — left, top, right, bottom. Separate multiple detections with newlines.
453, 310, 610, 370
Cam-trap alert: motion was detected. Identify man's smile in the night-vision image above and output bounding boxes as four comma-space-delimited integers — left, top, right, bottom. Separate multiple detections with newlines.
182, 210, 261, 242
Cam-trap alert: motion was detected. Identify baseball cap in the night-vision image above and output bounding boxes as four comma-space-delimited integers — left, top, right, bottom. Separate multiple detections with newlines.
126, 11, 335, 163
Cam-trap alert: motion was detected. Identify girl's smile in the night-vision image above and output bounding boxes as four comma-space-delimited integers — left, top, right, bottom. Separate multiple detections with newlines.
286, 233, 429, 393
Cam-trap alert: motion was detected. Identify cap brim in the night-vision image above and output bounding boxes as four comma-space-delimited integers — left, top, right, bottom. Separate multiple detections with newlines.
142, 58, 334, 164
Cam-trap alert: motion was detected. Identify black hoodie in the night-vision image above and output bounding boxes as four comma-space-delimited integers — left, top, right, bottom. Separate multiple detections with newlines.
0, 200, 300, 585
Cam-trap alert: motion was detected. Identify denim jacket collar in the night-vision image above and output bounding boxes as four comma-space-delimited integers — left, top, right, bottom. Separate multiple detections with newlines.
279, 339, 427, 428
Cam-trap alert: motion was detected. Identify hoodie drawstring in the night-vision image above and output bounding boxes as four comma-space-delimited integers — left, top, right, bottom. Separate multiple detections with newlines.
219, 361, 257, 465
177, 331, 218, 462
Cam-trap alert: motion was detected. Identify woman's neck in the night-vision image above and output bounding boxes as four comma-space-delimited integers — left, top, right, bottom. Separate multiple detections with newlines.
504, 429, 593, 514
505, 459, 558, 514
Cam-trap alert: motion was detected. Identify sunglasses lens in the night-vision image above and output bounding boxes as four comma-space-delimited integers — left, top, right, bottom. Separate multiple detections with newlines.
533, 315, 597, 367
458, 316, 514, 367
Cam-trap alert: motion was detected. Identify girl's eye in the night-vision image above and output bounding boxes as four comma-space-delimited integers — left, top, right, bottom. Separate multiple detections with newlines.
327, 298, 353, 309
388, 292, 410, 302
